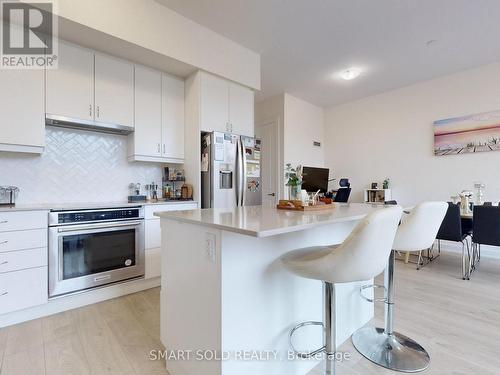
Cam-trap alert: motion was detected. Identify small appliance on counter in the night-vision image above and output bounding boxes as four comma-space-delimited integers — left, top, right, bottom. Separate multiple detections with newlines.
0, 186, 20, 206
128, 183, 147, 203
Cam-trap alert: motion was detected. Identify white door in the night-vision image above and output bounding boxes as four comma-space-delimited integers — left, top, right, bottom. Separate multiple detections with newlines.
162, 73, 185, 161
200, 72, 229, 133
94, 53, 134, 127
229, 82, 254, 136
45, 40, 94, 121
133, 65, 162, 157
256, 121, 279, 208
0, 69, 45, 152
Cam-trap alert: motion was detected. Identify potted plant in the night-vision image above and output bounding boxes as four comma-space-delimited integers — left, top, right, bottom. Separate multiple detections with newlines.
285, 164, 303, 200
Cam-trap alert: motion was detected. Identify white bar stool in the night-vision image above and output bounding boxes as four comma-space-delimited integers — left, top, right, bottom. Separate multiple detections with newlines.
280, 206, 403, 374
352, 201, 447, 372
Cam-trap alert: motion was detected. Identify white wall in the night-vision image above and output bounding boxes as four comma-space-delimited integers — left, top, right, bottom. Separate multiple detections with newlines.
55, 0, 260, 89
284, 94, 325, 168
325, 62, 500, 206
0, 127, 162, 204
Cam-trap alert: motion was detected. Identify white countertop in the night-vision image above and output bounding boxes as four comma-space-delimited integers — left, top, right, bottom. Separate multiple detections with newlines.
0, 200, 197, 212
154, 203, 388, 237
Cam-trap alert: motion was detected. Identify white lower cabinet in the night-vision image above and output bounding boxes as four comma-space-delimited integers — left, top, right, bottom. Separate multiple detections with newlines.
0, 267, 48, 315
144, 203, 197, 279
0, 211, 48, 316
0, 248, 47, 274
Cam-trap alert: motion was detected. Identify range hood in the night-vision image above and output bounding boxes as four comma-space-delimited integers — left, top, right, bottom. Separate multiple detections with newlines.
45, 114, 134, 135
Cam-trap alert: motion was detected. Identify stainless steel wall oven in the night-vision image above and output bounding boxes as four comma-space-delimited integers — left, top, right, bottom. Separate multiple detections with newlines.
48, 207, 145, 297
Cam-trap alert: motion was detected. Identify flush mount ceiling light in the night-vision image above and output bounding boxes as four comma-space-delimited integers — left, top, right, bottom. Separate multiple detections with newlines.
340, 68, 362, 80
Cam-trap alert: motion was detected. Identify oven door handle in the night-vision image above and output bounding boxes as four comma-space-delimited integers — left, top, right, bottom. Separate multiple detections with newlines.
56, 220, 144, 233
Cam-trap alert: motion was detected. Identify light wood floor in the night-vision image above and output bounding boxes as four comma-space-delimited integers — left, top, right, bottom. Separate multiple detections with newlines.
0, 251, 499, 375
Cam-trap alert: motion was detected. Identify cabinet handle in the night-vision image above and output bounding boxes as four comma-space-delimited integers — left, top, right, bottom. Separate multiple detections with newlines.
0, 261, 8, 265
89, 104, 92, 117
0, 292, 7, 296
157, 143, 161, 154
163, 144, 166, 154
0, 241, 7, 245
97, 106, 100, 118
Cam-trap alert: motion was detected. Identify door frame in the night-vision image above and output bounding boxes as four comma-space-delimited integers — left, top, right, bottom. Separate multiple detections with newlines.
255, 117, 283, 202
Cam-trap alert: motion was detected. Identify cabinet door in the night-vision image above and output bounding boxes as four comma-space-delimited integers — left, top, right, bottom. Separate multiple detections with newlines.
200, 72, 229, 133
46, 41, 94, 121
229, 82, 254, 136
0, 68, 44, 153
162, 73, 185, 161
94, 53, 134, 127
133, 66, 162, 157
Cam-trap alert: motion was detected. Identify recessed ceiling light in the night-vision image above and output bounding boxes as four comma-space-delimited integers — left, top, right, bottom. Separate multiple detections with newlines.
340, 68, 362, 80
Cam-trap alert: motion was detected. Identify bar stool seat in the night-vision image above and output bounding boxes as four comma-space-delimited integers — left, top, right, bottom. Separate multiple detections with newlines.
280, 206, 403, 374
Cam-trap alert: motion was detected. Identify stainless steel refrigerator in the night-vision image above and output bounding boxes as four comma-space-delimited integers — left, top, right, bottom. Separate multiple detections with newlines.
201, 132, 262, 208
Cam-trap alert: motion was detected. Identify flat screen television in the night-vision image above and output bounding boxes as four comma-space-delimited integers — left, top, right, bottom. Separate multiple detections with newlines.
301, 167, 330, 193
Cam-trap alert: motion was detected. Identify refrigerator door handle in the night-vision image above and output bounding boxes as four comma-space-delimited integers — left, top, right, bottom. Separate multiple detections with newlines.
235, 138, 242, 206
241, 139, 247, 206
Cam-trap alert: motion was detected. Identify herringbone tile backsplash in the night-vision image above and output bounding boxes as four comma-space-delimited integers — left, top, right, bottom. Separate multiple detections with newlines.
0, 127, 163, 204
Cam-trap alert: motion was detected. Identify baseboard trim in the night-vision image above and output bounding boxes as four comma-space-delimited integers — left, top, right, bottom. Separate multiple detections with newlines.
0, 277, 161, 328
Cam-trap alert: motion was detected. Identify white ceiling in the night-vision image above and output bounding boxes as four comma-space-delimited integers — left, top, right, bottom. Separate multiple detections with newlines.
156, 0, 500, 108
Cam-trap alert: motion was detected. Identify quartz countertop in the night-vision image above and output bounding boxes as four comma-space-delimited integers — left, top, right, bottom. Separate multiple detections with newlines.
0, 200, 197, 212
154, 203, 389, 237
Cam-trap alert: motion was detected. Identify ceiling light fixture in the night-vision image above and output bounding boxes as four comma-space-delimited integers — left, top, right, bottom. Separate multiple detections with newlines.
340, 68, 362, 80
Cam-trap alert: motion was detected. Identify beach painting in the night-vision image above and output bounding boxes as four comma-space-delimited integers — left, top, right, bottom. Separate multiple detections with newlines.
434, 110, 500, 156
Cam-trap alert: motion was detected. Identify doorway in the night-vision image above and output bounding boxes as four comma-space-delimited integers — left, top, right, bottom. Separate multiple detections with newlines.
255, 120, 280, 208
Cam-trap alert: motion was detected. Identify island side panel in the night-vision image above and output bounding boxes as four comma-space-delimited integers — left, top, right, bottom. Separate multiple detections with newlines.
161, 219, 222, 375
220, 222, 374, 375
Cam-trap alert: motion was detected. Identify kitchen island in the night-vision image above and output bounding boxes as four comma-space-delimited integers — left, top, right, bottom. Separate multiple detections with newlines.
155, 203, 384, 375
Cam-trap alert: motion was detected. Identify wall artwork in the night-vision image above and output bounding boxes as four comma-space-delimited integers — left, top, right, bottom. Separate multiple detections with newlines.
434, 110, 500, 156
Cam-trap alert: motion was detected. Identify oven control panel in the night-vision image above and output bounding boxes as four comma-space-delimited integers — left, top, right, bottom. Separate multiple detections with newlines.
53, 207, 143, 225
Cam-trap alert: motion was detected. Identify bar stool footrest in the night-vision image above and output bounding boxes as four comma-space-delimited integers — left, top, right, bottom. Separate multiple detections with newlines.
359, 284, 387, 303
289, 321, 326, 358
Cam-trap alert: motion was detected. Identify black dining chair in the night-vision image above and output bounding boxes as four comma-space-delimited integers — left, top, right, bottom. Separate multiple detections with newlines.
472, 205, 500, 276
436, 202, 472, 279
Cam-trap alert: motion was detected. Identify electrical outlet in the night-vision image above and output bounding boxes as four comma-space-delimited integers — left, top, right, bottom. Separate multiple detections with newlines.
205, 233, 216, 263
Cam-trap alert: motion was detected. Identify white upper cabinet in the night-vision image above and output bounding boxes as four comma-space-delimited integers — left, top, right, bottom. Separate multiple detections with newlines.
128, 69, 185, 163
131, 66, 162, 158
229, 82, 254, 137
162, 73, 185, 161
199, 72, 254, 136
46, 41, 94, 121
0, 69, 44, 153
94, 54, 135, 127
200, 72, 230, 133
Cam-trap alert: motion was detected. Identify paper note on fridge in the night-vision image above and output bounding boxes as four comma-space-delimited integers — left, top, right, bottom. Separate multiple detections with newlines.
246, 163, 260, 177
201, 154, 209, 172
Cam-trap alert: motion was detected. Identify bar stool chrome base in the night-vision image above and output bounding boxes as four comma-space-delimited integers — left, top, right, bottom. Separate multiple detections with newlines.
353, 251, 430, 373
352, 327, 430, 373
